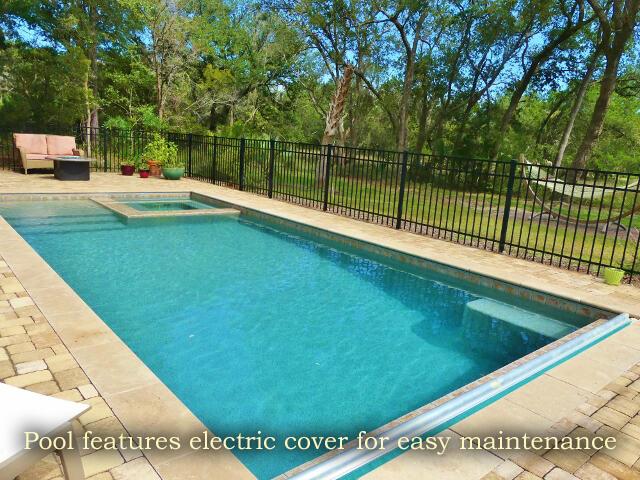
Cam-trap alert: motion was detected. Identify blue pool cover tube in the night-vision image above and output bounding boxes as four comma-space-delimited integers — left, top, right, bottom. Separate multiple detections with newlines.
288, 313, 631, 480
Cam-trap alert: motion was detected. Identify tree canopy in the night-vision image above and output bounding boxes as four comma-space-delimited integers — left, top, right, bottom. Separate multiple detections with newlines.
1, 0, 640, 171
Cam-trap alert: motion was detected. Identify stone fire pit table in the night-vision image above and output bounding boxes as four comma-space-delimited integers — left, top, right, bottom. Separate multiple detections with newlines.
45, 156, 95, 181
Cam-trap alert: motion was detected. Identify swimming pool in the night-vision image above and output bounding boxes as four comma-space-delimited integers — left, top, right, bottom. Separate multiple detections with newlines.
0, 197, 612, 478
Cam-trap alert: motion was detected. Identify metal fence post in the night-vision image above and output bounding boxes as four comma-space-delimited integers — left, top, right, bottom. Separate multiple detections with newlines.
212, 136, 217, 183
187, 133, 193, 177
102, 127, 108, 172
239, 137, 246, 191
322, 144, 333, 211
498, 159, 518, 253
395, 151, 409, 229
268, 138, 275, 198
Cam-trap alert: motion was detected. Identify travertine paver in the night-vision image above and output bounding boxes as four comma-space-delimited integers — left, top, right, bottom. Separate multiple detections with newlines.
480, 366, 640, 480
0, 260, 158, 480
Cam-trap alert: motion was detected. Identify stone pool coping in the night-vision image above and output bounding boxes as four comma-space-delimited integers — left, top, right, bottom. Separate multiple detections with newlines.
1, 172, 640, 479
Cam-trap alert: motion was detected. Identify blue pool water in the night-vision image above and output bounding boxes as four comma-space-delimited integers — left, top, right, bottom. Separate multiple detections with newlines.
0, 200, 590, 478
123, 198, 215, 211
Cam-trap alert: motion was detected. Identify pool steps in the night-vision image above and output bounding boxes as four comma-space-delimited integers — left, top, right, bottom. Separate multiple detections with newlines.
465, 299, 575, 339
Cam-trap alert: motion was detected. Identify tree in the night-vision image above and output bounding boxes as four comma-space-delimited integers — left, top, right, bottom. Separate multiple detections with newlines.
419, 0, 535, 155
317, 64, 353, 182
124, 0, 193, 121
554, 48, 601, 166
491, 0, 594, 159
321, 64, 354, 145
0, 46, 86, 131
571, 0, 640, 173
377, 1, 429, 151
192, 1, 304, 132
274, 0, 394, 145
1, 0, 639, 174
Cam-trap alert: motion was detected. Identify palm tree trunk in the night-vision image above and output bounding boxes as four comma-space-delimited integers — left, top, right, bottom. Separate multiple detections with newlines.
317, 65, 353, 183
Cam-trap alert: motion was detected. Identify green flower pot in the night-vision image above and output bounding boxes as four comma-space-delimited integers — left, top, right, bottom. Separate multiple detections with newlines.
603, 267, 625, 286
162, 167, 184, 180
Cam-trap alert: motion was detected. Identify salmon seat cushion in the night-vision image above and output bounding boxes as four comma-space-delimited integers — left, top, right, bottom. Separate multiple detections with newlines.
13, 134, 47, 154
46, 135, 77, 155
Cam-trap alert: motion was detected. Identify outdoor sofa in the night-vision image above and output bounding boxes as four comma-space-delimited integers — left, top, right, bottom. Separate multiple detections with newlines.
13, 134, 83, 174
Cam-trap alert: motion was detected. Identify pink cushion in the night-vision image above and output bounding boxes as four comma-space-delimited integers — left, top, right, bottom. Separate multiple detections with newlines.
25, 154, 48, 160
13, 134, 47, 154
46, 135, 77, 155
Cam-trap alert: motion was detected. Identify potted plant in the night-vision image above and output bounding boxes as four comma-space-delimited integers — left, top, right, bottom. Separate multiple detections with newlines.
147, 160, 162, 177
142, 133, 172, 177
120, 161, 135, 176
603, 267, 625, 286
136, 156, 150, 178
161, 142, 184, 180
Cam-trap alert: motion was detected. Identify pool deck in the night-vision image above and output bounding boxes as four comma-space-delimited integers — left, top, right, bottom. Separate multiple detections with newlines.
1, 170, 640, 480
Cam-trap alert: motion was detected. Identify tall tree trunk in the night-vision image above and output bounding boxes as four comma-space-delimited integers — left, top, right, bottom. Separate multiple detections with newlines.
87, 3, 99, 132
384, 10, 428, 152
157, 76, 164, 120
89, 48, 99, 130
570, 56, 618, 172
415, 97, 433, 153
346, 75, 362, 146
571, 0, 640, 174
87, 3, 99, 148
554, 51, 599, 166
397, 56, 415, 151
209, 104, 230, 132
317, 65, 353, 183
154, 52, 164, 120
84, 64, 92, 156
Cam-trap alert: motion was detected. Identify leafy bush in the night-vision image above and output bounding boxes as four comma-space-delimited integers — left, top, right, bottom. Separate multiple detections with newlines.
142, 133, 182, 167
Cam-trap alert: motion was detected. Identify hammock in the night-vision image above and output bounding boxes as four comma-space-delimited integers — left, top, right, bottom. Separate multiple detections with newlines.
523, 161, 639, 200
521, 161, 640, 227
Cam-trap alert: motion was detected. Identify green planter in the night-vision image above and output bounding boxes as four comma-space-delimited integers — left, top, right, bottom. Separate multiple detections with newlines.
603, 267, 625, 286
162, 167, 184, 180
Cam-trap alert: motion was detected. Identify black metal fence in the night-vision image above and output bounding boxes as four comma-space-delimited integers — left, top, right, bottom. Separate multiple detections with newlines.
1, 127, 639, 282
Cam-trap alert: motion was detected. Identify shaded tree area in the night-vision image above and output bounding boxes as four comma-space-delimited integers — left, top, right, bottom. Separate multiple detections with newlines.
1, 0, 640, 172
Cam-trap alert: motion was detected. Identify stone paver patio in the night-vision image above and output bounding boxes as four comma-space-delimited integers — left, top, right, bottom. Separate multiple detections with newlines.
0, 255, 159, 480
480, 365, 640, 480
1, 170, 640, 480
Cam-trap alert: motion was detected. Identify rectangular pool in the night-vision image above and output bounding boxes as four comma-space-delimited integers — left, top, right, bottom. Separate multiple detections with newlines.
0, 197, 604, 478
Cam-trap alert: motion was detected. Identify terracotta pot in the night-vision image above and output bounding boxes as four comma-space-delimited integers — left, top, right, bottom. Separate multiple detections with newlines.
139, 170, 150, 178
121, 165, 135, 176
147, 160, 162, 177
